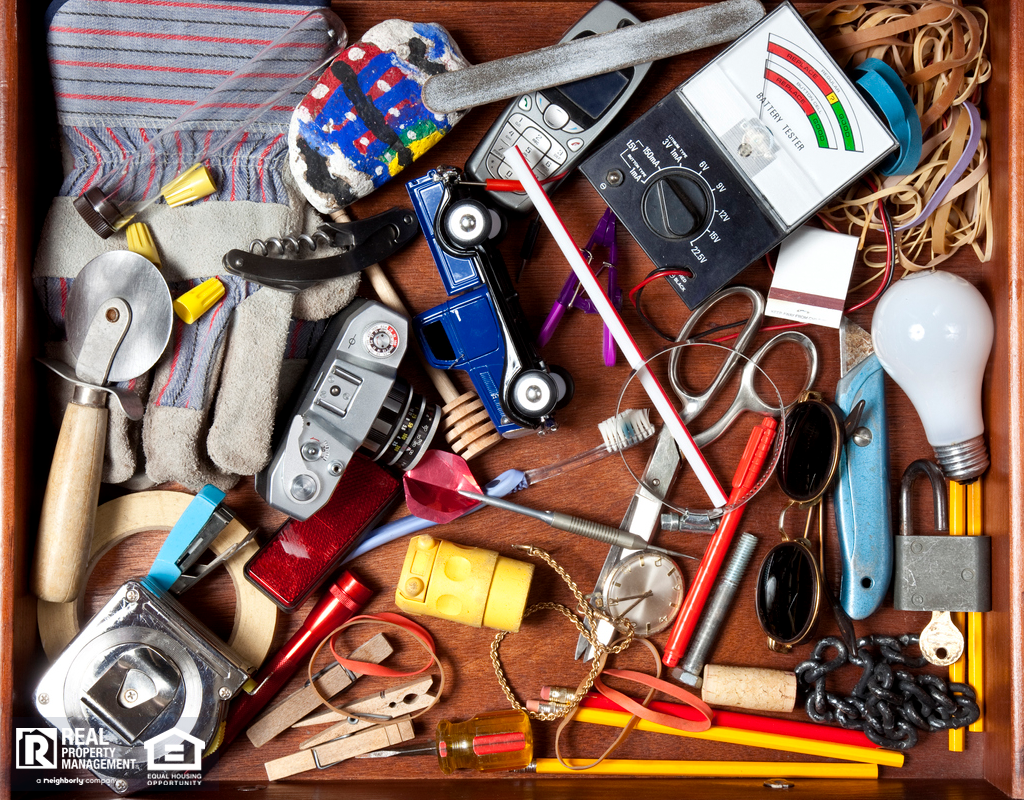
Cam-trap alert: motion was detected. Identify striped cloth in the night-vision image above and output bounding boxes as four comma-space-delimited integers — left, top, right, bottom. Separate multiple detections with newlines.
47, 0, 332, 202
42, 0, 335, 411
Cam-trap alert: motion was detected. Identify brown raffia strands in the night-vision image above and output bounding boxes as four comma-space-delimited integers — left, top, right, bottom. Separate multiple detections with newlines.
805, 2, 992, 271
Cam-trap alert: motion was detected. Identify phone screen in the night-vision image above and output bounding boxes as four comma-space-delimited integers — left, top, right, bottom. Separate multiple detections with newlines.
545, 68, 632, 123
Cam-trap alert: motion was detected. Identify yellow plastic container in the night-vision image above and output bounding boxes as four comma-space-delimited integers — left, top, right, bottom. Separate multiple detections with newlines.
395, 535, 533, 631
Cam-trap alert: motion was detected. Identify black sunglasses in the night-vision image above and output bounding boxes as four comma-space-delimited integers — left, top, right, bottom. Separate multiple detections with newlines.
755, 392, 860, 653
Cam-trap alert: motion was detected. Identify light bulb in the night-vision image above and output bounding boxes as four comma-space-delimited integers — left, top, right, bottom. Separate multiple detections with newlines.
871, 270, 993, 482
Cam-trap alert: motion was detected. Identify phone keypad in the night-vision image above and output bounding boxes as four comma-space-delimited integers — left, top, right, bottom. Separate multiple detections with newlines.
486, 99, 586, 181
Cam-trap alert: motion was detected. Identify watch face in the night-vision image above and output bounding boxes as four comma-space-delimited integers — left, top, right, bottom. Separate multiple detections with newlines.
602, 551, 685, 637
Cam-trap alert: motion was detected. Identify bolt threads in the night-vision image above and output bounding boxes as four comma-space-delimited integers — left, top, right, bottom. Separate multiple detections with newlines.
723, 532, 758, 583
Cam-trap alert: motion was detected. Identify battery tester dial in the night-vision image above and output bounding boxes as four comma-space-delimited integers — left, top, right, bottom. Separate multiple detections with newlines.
642, 169, 714, 240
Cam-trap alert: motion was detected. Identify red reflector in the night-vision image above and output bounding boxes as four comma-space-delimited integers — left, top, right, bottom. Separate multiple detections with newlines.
245, 454, 400, 612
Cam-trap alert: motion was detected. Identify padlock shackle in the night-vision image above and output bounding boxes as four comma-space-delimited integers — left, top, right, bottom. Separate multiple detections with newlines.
899, 459, 949, 537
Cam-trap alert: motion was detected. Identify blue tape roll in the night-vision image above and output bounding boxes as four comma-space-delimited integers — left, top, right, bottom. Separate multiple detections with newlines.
852, 58, 922, 176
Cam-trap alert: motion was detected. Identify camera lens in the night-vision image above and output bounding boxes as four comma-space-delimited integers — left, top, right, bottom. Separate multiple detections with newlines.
362, 378, 441, 471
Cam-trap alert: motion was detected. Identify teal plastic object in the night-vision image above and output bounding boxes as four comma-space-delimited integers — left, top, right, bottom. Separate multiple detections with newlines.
835, 352, 892, 620
144, 485, 226, 595
852, 58, 922, 176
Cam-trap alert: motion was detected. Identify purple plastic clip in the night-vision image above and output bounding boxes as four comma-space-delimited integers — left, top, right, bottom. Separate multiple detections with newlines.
537, 208, 621, 366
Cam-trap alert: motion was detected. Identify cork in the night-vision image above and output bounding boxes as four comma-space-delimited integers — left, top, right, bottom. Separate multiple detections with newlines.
701, 664, 797, 713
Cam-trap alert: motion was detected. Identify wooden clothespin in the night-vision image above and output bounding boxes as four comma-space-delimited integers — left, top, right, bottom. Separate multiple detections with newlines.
246, 633, 393, 748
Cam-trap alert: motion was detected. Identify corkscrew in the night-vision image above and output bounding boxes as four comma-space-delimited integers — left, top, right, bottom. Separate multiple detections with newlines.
223, 207, 419, 292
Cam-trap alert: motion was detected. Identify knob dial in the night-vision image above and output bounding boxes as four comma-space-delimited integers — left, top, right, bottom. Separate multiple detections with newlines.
642, 171, 712, 240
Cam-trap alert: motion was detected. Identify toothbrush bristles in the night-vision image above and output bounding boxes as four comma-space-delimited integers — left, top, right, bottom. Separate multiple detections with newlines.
598, 409, 655, 453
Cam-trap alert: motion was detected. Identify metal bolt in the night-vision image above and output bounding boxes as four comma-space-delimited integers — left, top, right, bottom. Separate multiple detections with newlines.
962, 568, 976, 581
459, 214, 478, 232
105, 307, 120, 323
37, 693, 49, 705
328, 461, 344, 477
122, 689, 138, 703
912, 594, 925, 606
219, 687, 233, 700
606, 169, 624, 186
911, 541, 924, 554
114, 779, 129, 793
651, 478, 660, 487
764, 778, 794, 790
126, 588, 140, 603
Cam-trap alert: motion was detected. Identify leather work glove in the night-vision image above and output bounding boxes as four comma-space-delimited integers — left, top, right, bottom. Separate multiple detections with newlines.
34, 0, 359, 490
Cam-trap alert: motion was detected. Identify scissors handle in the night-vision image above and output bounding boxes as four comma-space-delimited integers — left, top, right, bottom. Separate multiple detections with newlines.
669, 286, 764, 423
692, 330, 819, 448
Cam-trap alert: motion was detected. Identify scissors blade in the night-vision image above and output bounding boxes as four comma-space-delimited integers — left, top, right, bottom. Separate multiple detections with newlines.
575, 424, 681, 660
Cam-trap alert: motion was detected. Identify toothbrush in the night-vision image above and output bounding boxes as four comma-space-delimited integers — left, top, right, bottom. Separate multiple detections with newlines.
342, 409, 657, 563
517, 408, 654, 489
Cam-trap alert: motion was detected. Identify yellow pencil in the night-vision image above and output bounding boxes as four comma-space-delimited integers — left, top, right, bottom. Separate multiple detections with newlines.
572, 707, 904, 768
531, 759, 879, 778
949, 479, 967, 752
967, 479, 984, 732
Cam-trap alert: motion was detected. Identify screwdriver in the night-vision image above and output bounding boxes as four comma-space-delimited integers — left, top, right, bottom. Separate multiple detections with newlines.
356, 709, 533, 774
458, 490, 695, 561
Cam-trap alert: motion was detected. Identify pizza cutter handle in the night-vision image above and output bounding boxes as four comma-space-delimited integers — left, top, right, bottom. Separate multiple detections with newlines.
32, 388, 108, 604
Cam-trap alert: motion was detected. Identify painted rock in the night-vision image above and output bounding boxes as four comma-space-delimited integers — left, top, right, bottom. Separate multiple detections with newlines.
289, 20, 468, 213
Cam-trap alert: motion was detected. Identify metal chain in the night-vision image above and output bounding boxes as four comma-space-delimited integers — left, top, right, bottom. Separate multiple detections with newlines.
795, 634, 980, 750
491, 545, 634, 721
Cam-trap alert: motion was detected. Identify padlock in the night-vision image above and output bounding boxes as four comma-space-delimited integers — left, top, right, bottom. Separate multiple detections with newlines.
895, 459, 991, 666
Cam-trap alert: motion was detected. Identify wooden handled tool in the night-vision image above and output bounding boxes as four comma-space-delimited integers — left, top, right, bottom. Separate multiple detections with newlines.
33, 252, 172, 603
330, 208, 501, 460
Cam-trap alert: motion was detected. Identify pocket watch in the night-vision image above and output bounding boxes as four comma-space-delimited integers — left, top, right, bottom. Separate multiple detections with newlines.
600, 550, 685, 637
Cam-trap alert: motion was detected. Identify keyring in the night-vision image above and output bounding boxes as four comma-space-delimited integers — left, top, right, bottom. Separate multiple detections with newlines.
614, 340, 788, 519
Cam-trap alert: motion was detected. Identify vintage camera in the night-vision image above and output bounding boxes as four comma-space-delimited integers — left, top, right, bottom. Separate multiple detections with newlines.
256, 298, 440, 520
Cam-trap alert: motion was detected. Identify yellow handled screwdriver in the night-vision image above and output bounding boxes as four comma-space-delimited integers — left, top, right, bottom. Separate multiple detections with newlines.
357, 710, 533, 774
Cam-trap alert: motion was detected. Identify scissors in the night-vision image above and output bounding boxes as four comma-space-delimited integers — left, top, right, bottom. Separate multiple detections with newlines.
575, 285, 819, 660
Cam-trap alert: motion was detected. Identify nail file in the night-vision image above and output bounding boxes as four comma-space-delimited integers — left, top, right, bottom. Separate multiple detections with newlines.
421, 0, 766, 114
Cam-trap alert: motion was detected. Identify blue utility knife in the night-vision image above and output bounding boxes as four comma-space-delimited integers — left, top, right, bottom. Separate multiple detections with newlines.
835, 317, 892, 620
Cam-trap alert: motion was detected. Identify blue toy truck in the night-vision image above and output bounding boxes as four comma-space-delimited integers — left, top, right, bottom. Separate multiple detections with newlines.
407, 167, 572, 437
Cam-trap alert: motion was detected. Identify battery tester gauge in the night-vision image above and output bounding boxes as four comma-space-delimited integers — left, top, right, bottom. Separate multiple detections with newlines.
581, 2, 898, 309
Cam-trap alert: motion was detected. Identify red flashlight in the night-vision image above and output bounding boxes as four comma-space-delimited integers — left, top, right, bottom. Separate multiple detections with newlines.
221, 569, 373, 748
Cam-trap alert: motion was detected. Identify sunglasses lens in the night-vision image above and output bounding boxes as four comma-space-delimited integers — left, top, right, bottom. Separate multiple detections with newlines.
756, 542, 818, 644
777, 401, 838, 503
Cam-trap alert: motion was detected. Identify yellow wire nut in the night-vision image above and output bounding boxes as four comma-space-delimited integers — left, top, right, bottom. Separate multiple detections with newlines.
125, 222, 161, 268
174, 277, 226, 324
161, 162, 217, 207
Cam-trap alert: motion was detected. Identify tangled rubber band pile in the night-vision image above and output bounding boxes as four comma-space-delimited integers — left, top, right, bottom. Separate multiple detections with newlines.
805, 1, 991, 270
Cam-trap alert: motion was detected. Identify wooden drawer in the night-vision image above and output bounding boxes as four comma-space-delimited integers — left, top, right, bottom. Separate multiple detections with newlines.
2, 1, 1021, 798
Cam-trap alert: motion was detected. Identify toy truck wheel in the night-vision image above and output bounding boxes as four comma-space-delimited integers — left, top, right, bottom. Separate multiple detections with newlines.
510, 369, 559, 419
444, 198, 494, 249
549, 365, 575, 410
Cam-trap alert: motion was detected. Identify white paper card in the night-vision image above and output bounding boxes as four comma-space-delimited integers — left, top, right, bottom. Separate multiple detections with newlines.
766, 226, 859, 328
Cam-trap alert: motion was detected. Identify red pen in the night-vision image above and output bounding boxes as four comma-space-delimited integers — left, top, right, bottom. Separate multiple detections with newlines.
220, 570, 373, 748
662, 417, 777, 668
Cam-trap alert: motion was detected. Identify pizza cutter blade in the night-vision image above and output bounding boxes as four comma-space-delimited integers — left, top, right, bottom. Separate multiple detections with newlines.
33, 251, 172, 605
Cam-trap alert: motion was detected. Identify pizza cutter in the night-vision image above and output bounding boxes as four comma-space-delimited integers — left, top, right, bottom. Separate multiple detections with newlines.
33, 251, 172, 604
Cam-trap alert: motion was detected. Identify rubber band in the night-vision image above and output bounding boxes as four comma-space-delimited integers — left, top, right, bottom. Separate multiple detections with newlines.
806, 2, 991, 269
308, 613, 445, 724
